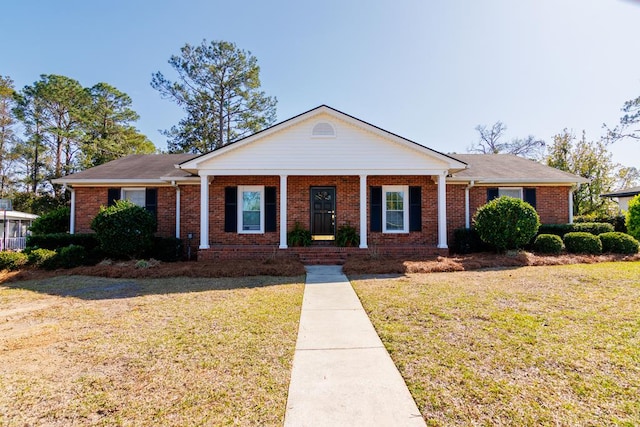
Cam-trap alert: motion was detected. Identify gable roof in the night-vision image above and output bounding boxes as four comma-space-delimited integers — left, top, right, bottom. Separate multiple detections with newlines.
602, 186, 640, 198
53, 154, 198, 185
449, 154, 588, 185
178, 105, 468, 175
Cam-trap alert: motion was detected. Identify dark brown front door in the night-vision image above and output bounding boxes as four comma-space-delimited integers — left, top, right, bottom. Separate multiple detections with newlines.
310, 187, 336, 240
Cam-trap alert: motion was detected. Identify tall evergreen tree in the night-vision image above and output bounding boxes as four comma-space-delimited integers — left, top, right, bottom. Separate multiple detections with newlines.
151, 40, 277, 153
0, 76, 20, 196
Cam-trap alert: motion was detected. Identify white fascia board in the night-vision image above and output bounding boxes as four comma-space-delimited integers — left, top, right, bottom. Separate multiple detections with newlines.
447, 177, 588, 185
196, 168, 450, 176
52, 178, 171, 186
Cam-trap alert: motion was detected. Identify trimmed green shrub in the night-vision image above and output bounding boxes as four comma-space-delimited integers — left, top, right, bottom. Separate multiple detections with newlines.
627, 195, 640, 241
473, 197, 540, 252
563, 232, 602, 254
287, 222, 312, 247
573, 222, 614, 235
336, 224, 359, 247
0, 251, 28, 271
533, 234, 564, 254
27, 248, 58, 268
599, 232, 640, 254
26, 233, 99, 251
537, 223, 575, 238
91, 200, 156, 259
452, 228, 486, 254
29, 206, 70, 235
145, 237, 183, 262
57, 245, 88, 268
574, 214, 627, 233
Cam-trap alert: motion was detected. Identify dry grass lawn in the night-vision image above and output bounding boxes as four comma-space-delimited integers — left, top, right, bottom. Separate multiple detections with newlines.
352, 262, 640, 426
0, 275, 304, 426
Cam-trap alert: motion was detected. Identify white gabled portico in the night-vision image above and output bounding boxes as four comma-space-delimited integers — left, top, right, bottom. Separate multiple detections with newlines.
178, 105, 467, 251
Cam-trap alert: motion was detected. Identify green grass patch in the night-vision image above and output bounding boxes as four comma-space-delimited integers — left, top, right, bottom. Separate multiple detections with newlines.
0, 275, 304, 426
352, 262, 640, 426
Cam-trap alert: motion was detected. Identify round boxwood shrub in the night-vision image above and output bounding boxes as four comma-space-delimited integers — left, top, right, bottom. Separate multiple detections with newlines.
563, 232, 602, 254
533, 234, 564, 254
627, 194, 640, 242
29, 206, 70, 235
57, 245, 88, 268
0, 251, 28, 271
27, 248, 58, 268
599, 232, 639, 254
90, 200, 156, 259
473, 196, 540, 252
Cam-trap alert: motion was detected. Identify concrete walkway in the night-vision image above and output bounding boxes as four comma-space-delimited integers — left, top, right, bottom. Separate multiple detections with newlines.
284, 266, 426, 426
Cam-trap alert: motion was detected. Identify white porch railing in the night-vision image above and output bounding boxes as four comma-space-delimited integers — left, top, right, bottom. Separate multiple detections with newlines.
1, 237, 27, 251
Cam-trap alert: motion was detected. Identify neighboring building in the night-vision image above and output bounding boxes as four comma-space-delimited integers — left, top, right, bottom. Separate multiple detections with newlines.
601, 186, 640, 212
53, 105, 587, 260
0, 210, 38, 251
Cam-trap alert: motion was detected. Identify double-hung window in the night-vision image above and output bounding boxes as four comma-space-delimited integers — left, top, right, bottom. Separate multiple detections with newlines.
238, 186, 264, 233
498, 187, 523, 199
121, 188, 146, 207
383, 185, 409, 233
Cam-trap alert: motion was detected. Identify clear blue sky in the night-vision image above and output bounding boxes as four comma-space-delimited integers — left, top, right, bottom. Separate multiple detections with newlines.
3, 0, 639, 167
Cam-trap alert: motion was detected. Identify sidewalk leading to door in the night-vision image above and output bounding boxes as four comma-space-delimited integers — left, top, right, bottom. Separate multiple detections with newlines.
284, 265, 426, 426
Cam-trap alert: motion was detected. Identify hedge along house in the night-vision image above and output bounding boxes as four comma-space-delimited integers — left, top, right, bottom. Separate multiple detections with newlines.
54, 105, 586, 262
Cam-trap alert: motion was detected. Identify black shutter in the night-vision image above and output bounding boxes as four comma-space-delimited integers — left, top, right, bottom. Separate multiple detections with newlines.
409, 186, 422, 232
224, 186, 238, 232
107, 188, 120, 206
524, 188, 537, 209
487, 188, 499, 202
265, 186, 277, 232
145, 188, 158, 218
370, 186, 382, 232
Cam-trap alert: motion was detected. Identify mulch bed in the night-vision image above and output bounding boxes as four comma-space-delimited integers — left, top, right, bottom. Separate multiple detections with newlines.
2, 252, 639, 283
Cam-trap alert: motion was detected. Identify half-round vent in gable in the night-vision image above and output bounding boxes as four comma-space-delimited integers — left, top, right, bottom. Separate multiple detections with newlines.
312, 122, 336, 137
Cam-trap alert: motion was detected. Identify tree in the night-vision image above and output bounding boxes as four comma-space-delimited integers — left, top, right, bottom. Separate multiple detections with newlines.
606, 93, 640, 143
80, 83, 155, 168
0, 76, 20, 196
615, 166, 640, 191
151, 39, 277, 153
547, 130, 617, 216
469, 121, 546, 159
627, 195, 640, 241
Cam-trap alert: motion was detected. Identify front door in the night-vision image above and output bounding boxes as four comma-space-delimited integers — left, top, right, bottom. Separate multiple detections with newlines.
310, 187, 336, 240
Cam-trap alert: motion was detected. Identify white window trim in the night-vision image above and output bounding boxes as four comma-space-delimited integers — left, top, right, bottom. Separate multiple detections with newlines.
121, 187, 146, 207
382, 185, 409, 234
498, 187, 523, 200
238, 185, 265, 234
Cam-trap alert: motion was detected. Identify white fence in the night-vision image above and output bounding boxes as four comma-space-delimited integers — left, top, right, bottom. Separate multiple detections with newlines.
1, 237, 27, 251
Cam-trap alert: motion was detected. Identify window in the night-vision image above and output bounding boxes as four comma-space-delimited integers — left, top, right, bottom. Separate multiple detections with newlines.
238, 186, 264, 233
498, 187, 523, 199
121, 188, 146, 207
383, 186, 409, 233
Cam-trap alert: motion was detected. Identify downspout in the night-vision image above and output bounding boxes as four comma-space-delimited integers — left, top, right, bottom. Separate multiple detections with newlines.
172, 181, 180, 239
569, 187, 574, 224
70, 188, 76, 235
465, 180, 475, 229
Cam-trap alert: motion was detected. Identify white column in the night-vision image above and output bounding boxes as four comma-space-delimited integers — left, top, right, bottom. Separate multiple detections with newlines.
437, 172, 448, 249
175, 185, 181, 239
359, 174, 368, 249
464, 186, 470, 229
569, 189, 574, 224
199, 174, 210, 249
279, 175, 288, 249
70, 188, 76, 235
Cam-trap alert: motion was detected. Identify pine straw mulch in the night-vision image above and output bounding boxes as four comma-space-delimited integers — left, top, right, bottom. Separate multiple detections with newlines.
1, 252, 639, 284
342, 251, 640, 276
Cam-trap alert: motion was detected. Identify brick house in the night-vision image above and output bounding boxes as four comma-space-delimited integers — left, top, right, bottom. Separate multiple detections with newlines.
54, 105, 586, 261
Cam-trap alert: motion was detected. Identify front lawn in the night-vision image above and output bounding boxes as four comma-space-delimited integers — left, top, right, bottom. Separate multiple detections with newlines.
352, 262, 640, 426
0, 275, 304, 426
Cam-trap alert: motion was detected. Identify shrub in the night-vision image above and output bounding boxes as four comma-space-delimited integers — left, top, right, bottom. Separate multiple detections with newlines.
574, 214, 627, 233
451, 228, 486, 254
90, 200, 156, 259
26, 233, 99, 251
572, 222, 614, 235
145, 237, 183, 262
599, 232, 640, 254
537, 223, 575, 238
27, 248, 58, 268
0, 251, 28, 271
563, 232, 602, 254
533, 234, 564, 254
57, 245, 88, 268
336, 224, 359, 247
287, 222, 312, 247
473, 197, 540, 252
29, 206, 70, 235
627, 195, 640, 241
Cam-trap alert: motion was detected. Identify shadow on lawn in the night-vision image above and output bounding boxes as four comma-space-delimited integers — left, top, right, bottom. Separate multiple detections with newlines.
0, 258, 306, 300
